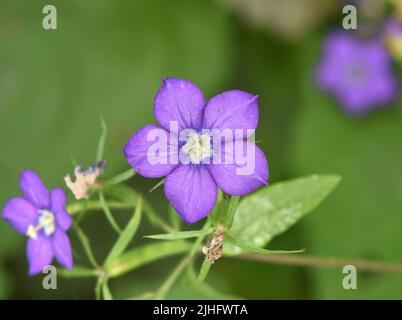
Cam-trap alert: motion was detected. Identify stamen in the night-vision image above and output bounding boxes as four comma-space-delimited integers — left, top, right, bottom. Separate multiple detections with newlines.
27, 225, 38, 239
181, 132, 212, 164
26, 210, 55, 239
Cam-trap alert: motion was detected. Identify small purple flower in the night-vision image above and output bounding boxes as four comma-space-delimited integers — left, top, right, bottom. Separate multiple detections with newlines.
2, 171, 73, 275
384, 17, 402, 60
123, 78, 268, 223
316, 31, 397, 114
385, 18, 402, 37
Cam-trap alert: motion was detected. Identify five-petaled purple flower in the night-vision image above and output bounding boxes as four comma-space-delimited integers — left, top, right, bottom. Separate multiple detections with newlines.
123, 78, 268, 223
2, 171, 73, 275
316, 31, 397, 114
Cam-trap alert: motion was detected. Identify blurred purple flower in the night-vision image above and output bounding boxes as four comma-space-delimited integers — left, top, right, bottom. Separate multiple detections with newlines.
123, 78, 268, 224
385, 17, 402, 60
2, 171, 73, 275
316, 31, 397, 114
385, 17, 402, 36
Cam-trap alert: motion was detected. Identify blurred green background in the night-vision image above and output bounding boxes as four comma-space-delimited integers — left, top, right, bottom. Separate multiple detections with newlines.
1, 0, 401, 299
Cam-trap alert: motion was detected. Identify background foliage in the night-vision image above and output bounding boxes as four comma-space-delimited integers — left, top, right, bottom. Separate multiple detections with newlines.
0, 0, 401, 299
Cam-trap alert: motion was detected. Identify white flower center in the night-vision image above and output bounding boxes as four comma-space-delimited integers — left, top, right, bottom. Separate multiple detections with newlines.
181, 132, 212, 164
27, 210, 55, 239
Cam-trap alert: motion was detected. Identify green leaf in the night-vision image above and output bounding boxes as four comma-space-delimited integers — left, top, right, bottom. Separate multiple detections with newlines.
224, 175, 341, 255
225, 234, 305, 255
73, 224, 99, 268
96, 117, 107, 162
104, 168, 136, 186
225, 196, 240, 228
193, 259, 213, 286
58, 265, 98, 278
104, 196, 143, 267
99, 191, 122, 234
102, 282, 113, 300
209, 190, 228, 226
144, 228, 214, 241
106, 241, 191, 278
149, 178, 165, 192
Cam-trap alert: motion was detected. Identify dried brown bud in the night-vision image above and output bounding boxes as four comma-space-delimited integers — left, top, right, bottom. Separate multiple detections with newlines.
202, 225, 225, 263
64, 161, 106, 200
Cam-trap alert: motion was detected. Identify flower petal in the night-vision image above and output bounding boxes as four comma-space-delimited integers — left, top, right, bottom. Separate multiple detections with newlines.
208, 140, 268, 195
27, 235, 53, 275
19, 170, 50, 209
164, 165, 217, 224
2, 197, 38, 234
154, 78, 206, 131
123, 124, 178, 178
202, 90, 259, 138
50, 188, 72, 231
52, 229, 73, 270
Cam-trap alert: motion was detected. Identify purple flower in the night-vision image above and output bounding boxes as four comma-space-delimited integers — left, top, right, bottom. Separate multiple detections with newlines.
316, 31, 397, 114
385, 17, 402, 60
2, 171, 73, 275
123, 78, 268, 223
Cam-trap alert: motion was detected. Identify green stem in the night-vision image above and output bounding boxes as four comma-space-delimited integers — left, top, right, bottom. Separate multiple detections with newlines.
67, 200, 134, 216
153, 221, 211, 299
235, 253, 402, 274
102, 281, 114, 300
95, 278, 103, 300
186, 265, 241, 299
153, 255, 191, 299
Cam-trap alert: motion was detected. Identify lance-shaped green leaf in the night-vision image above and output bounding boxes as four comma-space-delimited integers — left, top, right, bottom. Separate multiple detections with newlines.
144, 228, 214, 241
106, 241, 191, 278
225, 196, 240, 228
209, 190, 226, 226
149, 178, 165, 192
224, 175, 341, 255
99, 191, 122, 234
58, 266, 98, 278
225, 234, 305, 255
104, 196, 143, 267
104, 168, 136, 186
96, 117, 107, 162
73, 224, 99, 268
